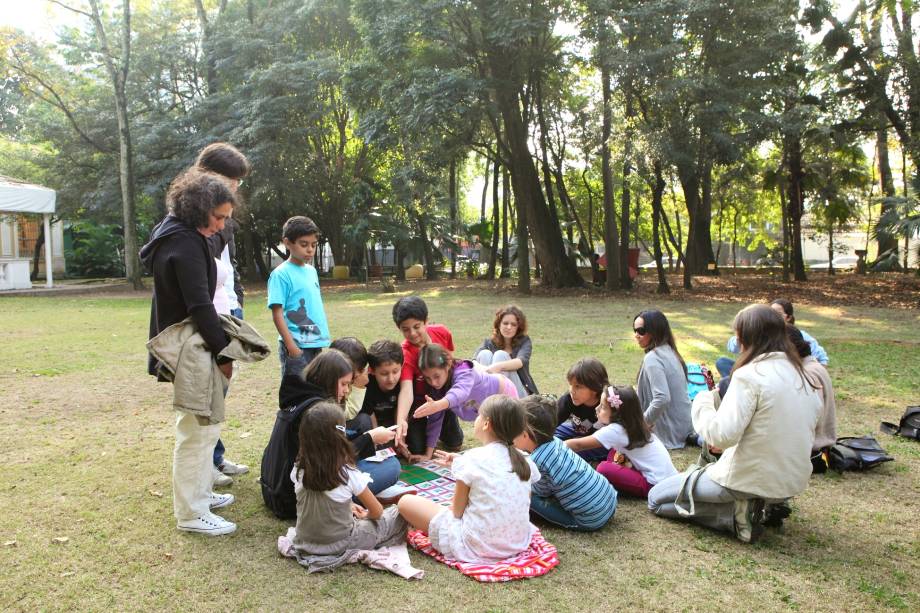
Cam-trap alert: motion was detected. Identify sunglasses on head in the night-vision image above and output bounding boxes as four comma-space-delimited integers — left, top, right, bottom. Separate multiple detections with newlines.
633, 326, 647, 336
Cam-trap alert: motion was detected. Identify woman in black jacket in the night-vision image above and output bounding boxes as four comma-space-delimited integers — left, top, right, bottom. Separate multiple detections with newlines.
140, 169, 238, 536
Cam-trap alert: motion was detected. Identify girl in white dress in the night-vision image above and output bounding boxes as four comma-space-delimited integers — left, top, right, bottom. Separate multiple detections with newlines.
397, 396, 540, 563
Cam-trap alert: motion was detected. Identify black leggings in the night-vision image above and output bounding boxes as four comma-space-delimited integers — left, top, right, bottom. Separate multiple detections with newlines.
406, 409, 463, 455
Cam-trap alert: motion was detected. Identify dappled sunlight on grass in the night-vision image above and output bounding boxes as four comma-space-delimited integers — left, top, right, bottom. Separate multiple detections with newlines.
0, 287, 918, 611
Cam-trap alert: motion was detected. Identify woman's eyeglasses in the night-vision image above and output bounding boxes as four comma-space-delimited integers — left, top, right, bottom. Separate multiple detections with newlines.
633, 327, 647, 336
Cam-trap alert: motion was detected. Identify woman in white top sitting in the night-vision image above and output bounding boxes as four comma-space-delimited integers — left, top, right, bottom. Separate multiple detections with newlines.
647, 304, 822, 544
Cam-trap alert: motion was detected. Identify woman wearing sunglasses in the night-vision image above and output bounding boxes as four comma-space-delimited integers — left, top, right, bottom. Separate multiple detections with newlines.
633, 310, 694, 449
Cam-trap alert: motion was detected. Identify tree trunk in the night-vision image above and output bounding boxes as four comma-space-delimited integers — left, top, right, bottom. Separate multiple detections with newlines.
30, 223, 45, 281
601, 59, 621, 290
651, 160, 669, 294
449, 159, 458, 279
516, 197, 530, 293
500, 168, 510, 278
395, 245, 406, 281
827, 218, 835, 275
619, 95, 635, 288
89, 0, 141, 289
487, 157, 500, 279
415, 209, 437, 281
785, 135, 808, 281
875, 124, 900, 263
490, 81, 582, 288
779, 182, 790, 282
480, 156, 489, 223
535, 79, 561, 230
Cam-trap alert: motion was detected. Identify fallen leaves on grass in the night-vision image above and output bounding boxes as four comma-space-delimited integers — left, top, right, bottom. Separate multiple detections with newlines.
147, 489, 163, 498
4, 540, 16, 547
52, 537, 69, 544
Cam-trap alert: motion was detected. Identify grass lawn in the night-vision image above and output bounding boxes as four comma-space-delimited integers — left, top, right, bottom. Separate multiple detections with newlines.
0, 284, 918, 611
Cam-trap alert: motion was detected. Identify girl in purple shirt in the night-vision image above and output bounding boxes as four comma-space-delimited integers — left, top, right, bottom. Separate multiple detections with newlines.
412, 344, 519, 448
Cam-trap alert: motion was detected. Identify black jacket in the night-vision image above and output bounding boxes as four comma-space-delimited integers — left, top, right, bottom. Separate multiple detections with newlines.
278, 374, 376, 459
262, 376, 330, 519
140, 215, 228, 377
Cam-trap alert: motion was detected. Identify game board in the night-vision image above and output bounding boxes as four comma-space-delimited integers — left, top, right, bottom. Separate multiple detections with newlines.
397, 460, 455, 507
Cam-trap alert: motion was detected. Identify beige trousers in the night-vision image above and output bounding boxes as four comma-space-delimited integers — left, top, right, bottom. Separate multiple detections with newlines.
173, 411, 221, 521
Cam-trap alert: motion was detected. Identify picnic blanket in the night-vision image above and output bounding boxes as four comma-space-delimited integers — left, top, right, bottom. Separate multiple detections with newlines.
407, 528, 559, 582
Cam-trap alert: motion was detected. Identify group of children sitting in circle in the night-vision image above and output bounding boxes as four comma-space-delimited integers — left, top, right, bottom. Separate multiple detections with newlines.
263, 294, 833, 567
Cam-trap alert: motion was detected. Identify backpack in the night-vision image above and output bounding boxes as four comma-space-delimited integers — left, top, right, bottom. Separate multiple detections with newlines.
686, 363, 716, 401
880, 406, 920, 441
259, 397, 323, 520
827, 435, 894, 472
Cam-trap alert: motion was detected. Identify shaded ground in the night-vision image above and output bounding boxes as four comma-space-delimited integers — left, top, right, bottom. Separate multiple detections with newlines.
322, 269, 920, 310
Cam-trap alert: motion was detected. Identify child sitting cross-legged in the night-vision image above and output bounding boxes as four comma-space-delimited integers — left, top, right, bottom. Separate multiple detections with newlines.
554, 358, 609, 462
515, 395, 617, 531
566, 385, 677, 498
398, 396, 540, 563
289, 401, 407, 560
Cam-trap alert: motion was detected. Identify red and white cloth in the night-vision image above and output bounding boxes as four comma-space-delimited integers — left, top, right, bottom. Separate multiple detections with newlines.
407, 528, 559, 582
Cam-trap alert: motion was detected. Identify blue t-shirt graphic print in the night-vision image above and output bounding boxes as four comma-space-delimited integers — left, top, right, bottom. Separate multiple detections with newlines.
266, 260, 330, 349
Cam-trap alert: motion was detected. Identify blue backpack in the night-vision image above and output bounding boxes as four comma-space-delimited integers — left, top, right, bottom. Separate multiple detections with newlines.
686, 363, 715, 400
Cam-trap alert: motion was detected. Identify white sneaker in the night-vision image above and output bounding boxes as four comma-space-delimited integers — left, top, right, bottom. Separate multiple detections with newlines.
208, 492, 235, 509
212, 465, 233, 487
177, 513, 236, 536
219, 459, 249, 476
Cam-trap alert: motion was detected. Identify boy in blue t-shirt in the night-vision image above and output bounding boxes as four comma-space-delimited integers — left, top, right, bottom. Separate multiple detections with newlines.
267, 216, 331, 378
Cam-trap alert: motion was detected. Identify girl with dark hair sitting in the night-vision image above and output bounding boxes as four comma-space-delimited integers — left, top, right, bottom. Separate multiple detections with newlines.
286, 402, 407, 568
633, 309, 694, 449
567, 385, 677, 498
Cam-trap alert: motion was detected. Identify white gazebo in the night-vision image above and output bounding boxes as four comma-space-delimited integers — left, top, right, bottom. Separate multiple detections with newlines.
0, 177, 57, 289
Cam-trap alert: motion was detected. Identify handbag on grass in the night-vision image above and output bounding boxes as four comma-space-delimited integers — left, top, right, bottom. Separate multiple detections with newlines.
827, 435, 894, 471
880, 406, 920, 441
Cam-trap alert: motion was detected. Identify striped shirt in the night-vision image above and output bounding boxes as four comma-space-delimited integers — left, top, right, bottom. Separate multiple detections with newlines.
530, 437, 617, 530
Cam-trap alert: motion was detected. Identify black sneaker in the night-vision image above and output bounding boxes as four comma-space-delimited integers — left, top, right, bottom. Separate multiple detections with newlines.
763, 502, 792, 528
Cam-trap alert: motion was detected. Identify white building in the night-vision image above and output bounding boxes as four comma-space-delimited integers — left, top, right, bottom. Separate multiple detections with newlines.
0, 177, 64, 290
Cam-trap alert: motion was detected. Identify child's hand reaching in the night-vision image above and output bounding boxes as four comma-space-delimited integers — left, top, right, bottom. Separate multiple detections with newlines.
351, 503, 369, 519
413, 396, 447, 418
613, 451, 627, 465
368, 426, 397, 445
432, 450, 458, 467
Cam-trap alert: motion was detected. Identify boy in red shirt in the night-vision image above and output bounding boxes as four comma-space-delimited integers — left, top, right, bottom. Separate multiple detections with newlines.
392, 296, 463, 461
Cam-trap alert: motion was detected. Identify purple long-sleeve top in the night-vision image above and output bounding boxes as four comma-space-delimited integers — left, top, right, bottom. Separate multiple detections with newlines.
423, 360, 504, 448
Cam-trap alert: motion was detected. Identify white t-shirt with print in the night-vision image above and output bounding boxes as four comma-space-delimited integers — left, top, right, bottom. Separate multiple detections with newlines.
291, 465, 373, 501
593, 423, 677, 485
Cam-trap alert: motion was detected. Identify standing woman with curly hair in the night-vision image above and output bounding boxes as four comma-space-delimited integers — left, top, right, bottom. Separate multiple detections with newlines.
474, 304, 538, 396
140, 168, 239, 536
633, 309, 694, 449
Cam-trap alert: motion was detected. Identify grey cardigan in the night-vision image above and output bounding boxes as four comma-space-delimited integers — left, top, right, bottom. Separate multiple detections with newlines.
473, 335, 539, 394
637, 345, 693, 449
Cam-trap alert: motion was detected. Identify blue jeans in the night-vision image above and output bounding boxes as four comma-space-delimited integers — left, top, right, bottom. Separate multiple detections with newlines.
356, 455, 400, 495
278, 342, 321, 378
530, 495, 601, 532
475, 349, 526, 397
715, 357, 735, 378
555, 421, 608, 462
213, 438, 225, 467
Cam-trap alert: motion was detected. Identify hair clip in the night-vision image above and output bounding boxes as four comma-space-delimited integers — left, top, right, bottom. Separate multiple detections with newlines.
606, 386, 623, 409
335, 425, 346, 433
